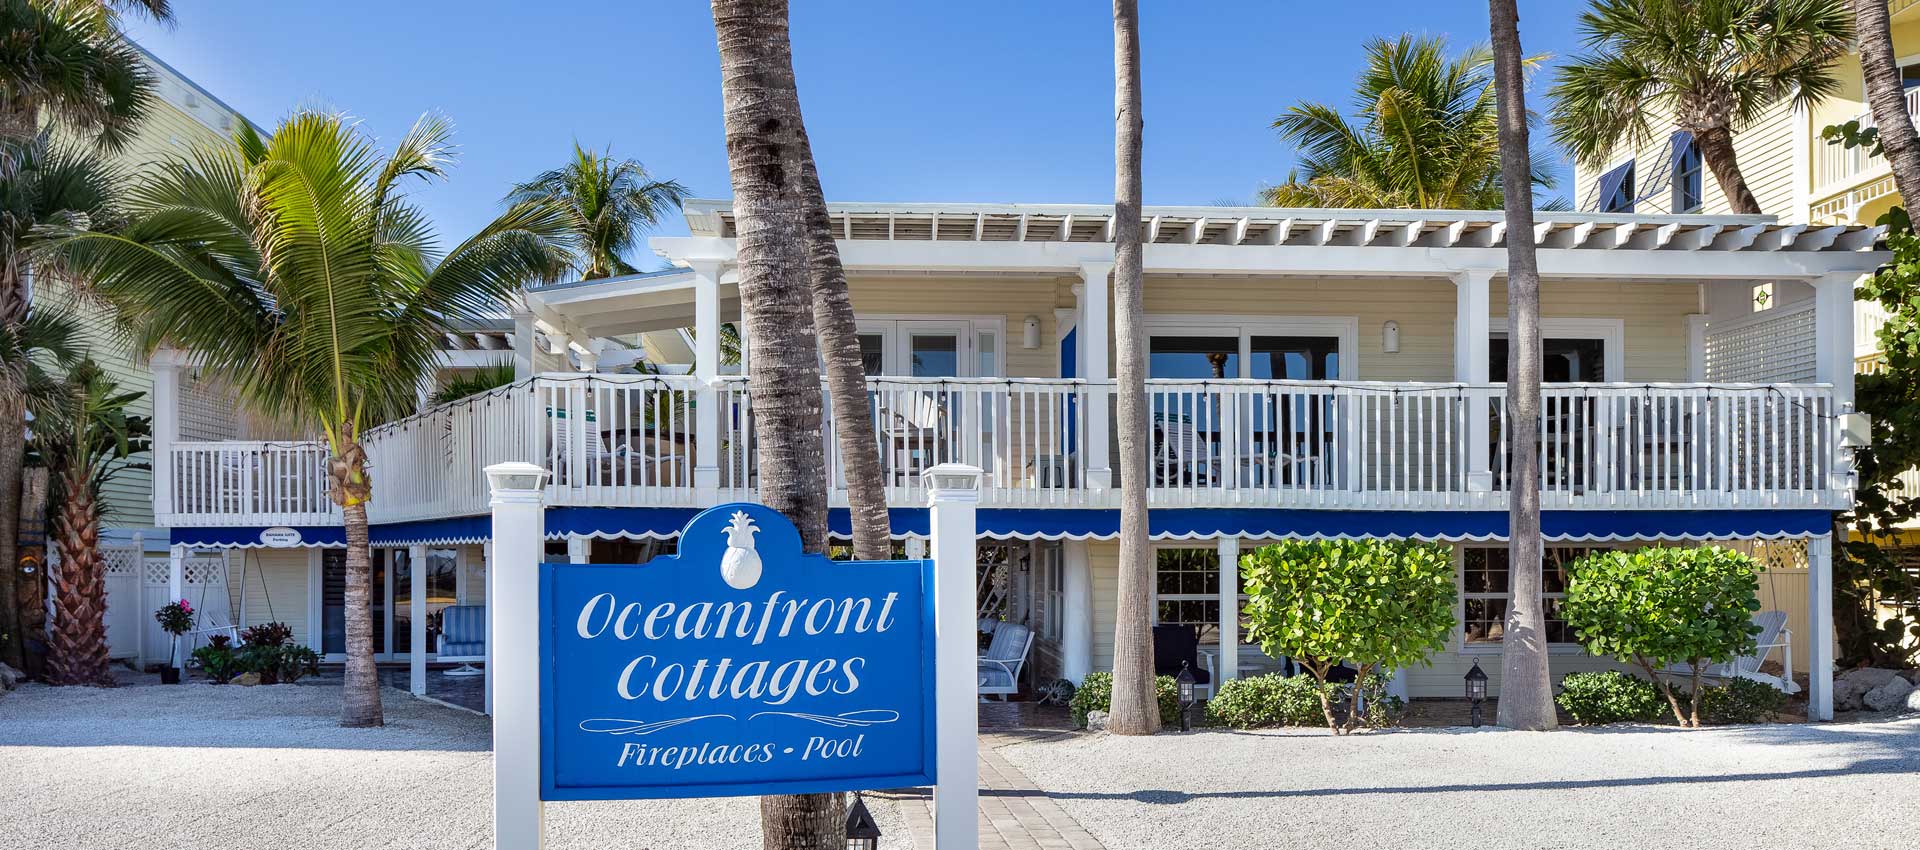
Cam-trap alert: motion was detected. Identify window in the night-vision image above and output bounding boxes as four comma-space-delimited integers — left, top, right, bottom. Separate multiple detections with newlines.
1155, 548, 1222, 643
1751, 282, 1774, 313
1149, 336, 1239, 379
1595, 160, 1636, 213
1491, 337, 1606, 383
1461, 546, 1607, 647
857, 334, 884, 374
1250, 336, 1339, 381
1039, 545, 1064, 642
1671, 132, 1703, 213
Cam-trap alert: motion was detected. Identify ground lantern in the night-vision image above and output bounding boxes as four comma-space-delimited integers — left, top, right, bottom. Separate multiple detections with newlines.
1465, 658, 1489, 727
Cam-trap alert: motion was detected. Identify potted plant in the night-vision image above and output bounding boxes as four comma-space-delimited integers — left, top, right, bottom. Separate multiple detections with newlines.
153, 599, 194, 684
190, 634, 238, 684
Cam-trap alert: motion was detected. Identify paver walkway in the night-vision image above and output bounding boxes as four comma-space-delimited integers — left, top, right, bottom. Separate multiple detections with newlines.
883, 702, 1106, 850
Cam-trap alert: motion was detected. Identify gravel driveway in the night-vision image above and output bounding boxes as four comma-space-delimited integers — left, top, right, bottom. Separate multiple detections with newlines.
0, 677, 911, 850
999, 718, 1920, 850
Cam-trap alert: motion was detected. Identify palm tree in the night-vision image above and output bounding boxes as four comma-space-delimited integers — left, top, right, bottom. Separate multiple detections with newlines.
1551, 0, 1851, 215
1854, 0, 1920, 206
39, 110, 571, 726
0, 0, 169, 146
709, 0, 847, 843
39, 358, 147, 687
1489, 0, 1556, 731
505, 142, 686, 280
0, 130, 119, 672
1107, 0, 1158, 737
1264, 35, 1556, 210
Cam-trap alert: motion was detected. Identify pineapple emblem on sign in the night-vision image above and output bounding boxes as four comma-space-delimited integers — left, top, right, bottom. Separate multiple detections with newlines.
718, 510, 762, 590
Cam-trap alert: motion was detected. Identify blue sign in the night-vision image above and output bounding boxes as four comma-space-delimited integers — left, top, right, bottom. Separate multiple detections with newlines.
539, 503, 937, 800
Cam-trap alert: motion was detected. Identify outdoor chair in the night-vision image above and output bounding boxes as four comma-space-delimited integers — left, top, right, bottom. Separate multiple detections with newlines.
1152, 623, 1212, 699
438, 604, 487, 677
1152, 412, 1214, 486
977, 621, 1033, 700
1661, 609, 1797, 694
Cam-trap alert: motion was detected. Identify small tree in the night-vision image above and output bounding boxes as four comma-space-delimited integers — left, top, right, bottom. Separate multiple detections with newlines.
1562, 546, 1762, 727
1240, 539, 1456, 734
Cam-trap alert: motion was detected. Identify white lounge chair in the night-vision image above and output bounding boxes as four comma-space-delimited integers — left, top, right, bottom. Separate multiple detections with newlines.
1662, 609, 1798, 694
977, 621, 1033, 700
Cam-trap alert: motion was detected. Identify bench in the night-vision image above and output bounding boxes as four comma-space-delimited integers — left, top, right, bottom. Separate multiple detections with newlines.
978, 620, 1033, 700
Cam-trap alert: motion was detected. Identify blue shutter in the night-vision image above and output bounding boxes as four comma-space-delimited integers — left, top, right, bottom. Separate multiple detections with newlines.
1668, 130, 1694, 172
1592, 161, 1632, 212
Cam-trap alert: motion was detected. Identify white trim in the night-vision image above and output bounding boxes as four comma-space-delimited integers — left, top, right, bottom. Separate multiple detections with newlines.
853, 315, 1009, 377
1489, 317, 1626, 381
1144, 314, 1360, 381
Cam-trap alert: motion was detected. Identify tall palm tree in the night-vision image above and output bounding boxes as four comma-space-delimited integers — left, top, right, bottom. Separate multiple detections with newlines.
39, 110, 571, 726
1489, 0, 1556, 731
505, 142, 686, 280
1107, 0, 1158, 737
0, 0, 168, 146
39, 358, 146, 687
1551, 0, 1851, 214
0, 130, 119, 672
1264, 35, 1556, 210
1854, 0, 1920, 206
709, 0, 849, 844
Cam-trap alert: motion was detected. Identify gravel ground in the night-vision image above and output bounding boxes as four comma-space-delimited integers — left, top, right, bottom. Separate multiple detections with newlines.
0, 676, 912, 850
1000, 718, 1920, 850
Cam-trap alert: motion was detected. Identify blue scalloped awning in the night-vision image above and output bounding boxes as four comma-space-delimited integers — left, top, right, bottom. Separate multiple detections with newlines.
170, 525, 346, 548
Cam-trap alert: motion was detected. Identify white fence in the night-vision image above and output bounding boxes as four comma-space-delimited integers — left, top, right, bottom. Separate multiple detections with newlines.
91, 545, 231, 666
159, 375, 1849, 525
163, 441, 335, 526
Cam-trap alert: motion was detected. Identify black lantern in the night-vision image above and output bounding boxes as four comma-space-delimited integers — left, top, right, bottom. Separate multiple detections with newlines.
1175, 660, 1196, 732
845, 792, 881, 850
1465, 658, 1489, 727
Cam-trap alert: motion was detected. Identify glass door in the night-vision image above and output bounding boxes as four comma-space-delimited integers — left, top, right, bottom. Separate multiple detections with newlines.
320, 548, 385, 658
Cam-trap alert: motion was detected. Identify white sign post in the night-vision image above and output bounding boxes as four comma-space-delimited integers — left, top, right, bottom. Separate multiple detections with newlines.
487, 462, 548, 850
926, 463, 982, 850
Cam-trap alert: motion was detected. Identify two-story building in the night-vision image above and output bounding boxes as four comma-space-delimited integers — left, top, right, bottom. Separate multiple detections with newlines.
147, 198, 1882, 720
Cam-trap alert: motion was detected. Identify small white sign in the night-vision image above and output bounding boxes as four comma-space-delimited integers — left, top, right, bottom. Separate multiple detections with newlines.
259, 527, 302, 548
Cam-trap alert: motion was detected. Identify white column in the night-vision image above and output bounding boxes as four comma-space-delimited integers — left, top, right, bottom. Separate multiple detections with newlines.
409, 544, 427, 696
1453, 270, 1494, 492
566, 534, 591, 564
511, 311, 537, 380
1807, 535, 1835, 722
1077, 262, 1114, 491
925, 464, 981, 850
1812, 273, 1858, 408
690, 260, 725, 495
167, 544, 186, 671
1684, 314, 1710, 382
1215, 537, 1241, 683
486, 462, 549, 849
483, 539, 494, 715
1060, 538, 1093, 683
149, 353, 184, 521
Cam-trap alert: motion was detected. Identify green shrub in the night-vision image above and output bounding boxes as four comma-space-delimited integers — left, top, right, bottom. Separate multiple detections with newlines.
190, 644, 238, 684
1556, 670, 1665, 725
1240, 538, 1454, 734
277, 645, 320, 683
1700, 677, 1788, 725
1070, 672, 1181, 729
1206, 673, 1324, 728
1562, 546, 1762, 727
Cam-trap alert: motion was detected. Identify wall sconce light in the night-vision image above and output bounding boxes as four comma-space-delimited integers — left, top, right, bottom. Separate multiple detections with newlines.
1383, 320, 1401, 354
1023, 315, 1042, 350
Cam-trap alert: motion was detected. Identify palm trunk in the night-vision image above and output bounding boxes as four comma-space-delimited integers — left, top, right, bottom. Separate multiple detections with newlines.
1692, 125, 1760, 215
801, 163, 890, 560
0, 393, 25, 673
1856, 0, 1920, 208
1107, 0, 1158, 737
711, 0, 842, 844
334, 436, 382, 727
1489, 0, 1556, 731
47, 476, 110, 686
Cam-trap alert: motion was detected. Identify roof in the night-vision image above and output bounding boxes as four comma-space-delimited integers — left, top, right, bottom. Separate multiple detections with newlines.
678, 199, 1882, 254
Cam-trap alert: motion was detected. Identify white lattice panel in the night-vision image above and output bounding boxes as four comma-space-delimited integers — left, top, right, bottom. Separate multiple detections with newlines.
180, 372, 240, 442
102, 546, 140, 576
142, 555, 226, 586
1704, 302, 1817, 383
1722, 539, 1810, 572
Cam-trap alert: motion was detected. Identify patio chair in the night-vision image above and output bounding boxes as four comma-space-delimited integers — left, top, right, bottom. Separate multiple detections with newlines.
546, 407, 637, 485
1661, 609, 1798, 694
977, 621, 1033, 700
882, 392, 946, 482
1152, 623, 1212, 699
438, 604, 487, 677
1153, 412, 1212, 486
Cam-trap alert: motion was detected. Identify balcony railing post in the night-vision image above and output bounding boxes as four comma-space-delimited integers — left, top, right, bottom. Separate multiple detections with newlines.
690, 261, 724, 498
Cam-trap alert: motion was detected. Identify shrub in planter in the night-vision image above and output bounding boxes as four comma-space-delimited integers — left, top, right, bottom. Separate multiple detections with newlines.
1556, 670, 1665, 725
1562, 546, 1762, 727
1070, 672, 1180, 729
191, 644, 239, 684
1240, 539, 1454, 734
1699, 677, 1788, 725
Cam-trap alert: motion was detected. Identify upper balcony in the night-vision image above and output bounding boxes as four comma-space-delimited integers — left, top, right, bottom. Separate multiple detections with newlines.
156, 373, 1849, 528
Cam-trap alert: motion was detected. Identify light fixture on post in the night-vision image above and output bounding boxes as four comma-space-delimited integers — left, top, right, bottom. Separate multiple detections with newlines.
845, 791, 882, 850
1175, 661, 1196, 732
1382, 320, 1400, 354
1465, 658, 1488, 727
1023, 315, 1041, 349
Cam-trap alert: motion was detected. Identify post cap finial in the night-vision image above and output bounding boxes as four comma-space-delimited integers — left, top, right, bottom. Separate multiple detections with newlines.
923, 463, 983, 504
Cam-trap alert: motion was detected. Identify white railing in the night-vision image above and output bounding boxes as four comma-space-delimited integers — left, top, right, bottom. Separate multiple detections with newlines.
1813, 90, 1920, 199
161, 376, 1849, 525
162, 441, 336, 525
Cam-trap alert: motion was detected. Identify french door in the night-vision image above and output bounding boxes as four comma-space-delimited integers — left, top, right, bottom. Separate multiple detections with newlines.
321, 547, 457, 660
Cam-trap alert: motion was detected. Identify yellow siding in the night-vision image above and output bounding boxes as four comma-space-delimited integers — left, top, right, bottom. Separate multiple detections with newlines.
1143, 277, 1454, 381
1572, 100, 1799, 220
1090, 540, 1118, 672
846, 275, 1071, 379
1497, 280, 1700, 381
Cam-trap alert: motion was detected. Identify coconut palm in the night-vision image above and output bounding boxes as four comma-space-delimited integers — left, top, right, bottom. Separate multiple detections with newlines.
39, 110, 571, 726
39, 358, 146, 687
1264, 34, 1556, 210
1854, 0, 1920, 206
505, 142, 686, 280
1489, 0, 1556, 730
1550, 0, 1851, 214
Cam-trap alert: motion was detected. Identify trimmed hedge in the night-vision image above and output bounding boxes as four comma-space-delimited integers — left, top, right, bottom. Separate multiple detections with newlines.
1204, 673, 1323, 728
1556, 670, 1665, 725
1069, 672, 1181, 728
1700, 677, 1789, 724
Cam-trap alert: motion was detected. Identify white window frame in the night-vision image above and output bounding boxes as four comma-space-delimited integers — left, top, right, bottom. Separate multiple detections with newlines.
854, 314, 1007, 377
1039, 544, 1064, 642
1455, 544, 1607, 655
1144, 314, 1360, 381
1148, 542, 1249, 646
1488, 317, 1626, 381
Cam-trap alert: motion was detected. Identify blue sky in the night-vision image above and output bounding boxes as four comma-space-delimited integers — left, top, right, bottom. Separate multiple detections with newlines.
126, 1, 1584, 264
